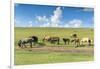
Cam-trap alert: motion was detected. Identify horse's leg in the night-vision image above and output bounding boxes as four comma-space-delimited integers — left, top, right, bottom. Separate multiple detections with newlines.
68, 41, 70, 45
20, 43, 22, 48
78, 42, 80, 47
23, 43, 26, 48
42, 38, 45, 42
75, 42, 77, 48
21, 44, 24, 48
88, 42, 91, 46
24, 44, 27, 48
75, 41, 76, 45
19, 43, 22, 48
57, 39, 60, 45
33, 42, 36, 46
30, 42, 32, 48
75, 41, 79, 48
64, 41, 66, 45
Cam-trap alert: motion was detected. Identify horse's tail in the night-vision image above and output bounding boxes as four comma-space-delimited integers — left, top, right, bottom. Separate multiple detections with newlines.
18, 40, 22, 47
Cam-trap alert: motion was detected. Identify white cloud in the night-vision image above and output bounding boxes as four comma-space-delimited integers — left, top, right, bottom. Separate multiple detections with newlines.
83, 8, 94, 12
36, 15, 50, 27
36, 7, 62, 27
64, 19, 82, 28
36, 15, 49, 23
50, 7, 62, 27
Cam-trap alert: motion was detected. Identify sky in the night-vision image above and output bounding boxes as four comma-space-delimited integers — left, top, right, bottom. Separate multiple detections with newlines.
14, 3, 94, 28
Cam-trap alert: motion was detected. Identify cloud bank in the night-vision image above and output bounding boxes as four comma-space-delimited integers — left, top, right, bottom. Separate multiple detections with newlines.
64, 19, 82, 28
15, 7, 92, 28
35, 7, 83, 28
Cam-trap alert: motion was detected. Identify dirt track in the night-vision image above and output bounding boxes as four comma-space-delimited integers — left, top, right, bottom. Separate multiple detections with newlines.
15, 46, 94, 54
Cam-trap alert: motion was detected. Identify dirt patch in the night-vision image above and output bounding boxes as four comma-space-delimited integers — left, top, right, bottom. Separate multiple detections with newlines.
15, 46, 94, 54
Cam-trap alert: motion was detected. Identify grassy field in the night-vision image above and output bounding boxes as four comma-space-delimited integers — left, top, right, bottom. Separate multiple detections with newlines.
14, 27, 94, 65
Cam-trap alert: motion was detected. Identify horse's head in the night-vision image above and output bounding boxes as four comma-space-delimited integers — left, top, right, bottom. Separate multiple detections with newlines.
71, 39, 75, 43
18, 40, 22, 47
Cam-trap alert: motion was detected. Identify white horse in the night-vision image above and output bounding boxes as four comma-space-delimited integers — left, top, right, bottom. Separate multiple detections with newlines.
80, 37, 93, 46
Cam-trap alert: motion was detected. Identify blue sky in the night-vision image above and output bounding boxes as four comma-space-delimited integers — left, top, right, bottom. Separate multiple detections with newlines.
15, 3, 94, 28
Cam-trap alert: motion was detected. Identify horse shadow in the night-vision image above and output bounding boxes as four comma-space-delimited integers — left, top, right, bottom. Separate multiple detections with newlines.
78, 44, 94, 47
33, 42, 46, 48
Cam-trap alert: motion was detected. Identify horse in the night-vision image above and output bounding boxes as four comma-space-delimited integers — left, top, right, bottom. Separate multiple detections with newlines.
48, 37, 60, 45
71, 38, 80, 47
42, 35, 50, 42
18, 38, 34, 48
18, 36, 38, 48
29, 35, 38, 45
80, 37, 92, 46
62, 38, 70, 45
42, 35, 60, 45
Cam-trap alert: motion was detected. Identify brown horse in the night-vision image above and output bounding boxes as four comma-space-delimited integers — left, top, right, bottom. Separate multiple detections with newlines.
42, 35, 50, 42
71, 38, 80, 47
48, 37, 60, 44
42, 35, 60, 45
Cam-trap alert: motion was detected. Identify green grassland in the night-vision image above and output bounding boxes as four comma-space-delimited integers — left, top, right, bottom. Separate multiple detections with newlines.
15, 27, 94, 65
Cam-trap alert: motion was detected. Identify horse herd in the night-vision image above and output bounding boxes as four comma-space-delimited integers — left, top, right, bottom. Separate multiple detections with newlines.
18, 34, 93, 48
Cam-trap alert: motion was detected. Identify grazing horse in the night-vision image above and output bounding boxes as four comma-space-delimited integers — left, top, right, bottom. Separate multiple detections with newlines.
18, 38, 34, 48
18, 36, 38, 48
29, 36, 38, 45
71, 38, 80, 47
62, 38, 70, 45
48, 37, 60, 45
42, 35, 50, 42
80, 37, 92, 46
42, 35, 60, 45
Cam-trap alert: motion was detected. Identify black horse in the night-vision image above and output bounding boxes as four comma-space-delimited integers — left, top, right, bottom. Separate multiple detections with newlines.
62, 38, 70, 45
29, 36, 38, 45
18, 36, 38, 48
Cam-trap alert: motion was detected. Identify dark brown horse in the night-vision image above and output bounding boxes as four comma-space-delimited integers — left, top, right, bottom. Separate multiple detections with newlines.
62, 38, 70, 45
